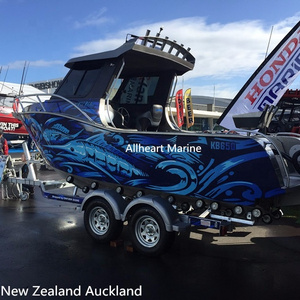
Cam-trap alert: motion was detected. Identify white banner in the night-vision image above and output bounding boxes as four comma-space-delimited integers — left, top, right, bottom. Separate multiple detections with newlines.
218, 21, 300, 130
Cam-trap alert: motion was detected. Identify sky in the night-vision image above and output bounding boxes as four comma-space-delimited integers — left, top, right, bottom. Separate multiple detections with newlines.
1, 0, 300, 99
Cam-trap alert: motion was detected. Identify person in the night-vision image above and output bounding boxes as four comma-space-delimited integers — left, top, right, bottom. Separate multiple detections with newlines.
0, 129, 8, 155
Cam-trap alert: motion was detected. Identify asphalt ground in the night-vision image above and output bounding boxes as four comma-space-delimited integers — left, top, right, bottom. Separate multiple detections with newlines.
0, 151, 300, 299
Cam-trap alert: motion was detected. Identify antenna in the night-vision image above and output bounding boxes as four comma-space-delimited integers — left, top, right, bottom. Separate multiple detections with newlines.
213, 85, 216, 107
19, 61, 29, 95
24, 61, 30, 84
0, 66, 9, 94
265, 25, 274, 58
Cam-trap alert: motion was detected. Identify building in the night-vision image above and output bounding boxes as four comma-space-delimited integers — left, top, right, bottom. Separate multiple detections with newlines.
29, 78, 63, 94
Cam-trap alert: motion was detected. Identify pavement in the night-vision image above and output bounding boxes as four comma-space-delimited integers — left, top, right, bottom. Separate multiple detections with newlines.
1, 153, 300, 299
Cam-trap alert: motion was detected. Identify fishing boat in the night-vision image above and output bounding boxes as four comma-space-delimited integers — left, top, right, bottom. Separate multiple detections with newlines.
0, 81, 42, 147
13, 26, 300, 228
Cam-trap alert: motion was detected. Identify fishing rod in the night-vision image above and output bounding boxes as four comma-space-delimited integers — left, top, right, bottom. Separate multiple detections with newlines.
19, 61, 30, 95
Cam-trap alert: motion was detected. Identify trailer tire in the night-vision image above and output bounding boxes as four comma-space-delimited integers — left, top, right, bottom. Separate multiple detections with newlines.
20, 191, 29, 201
84, 198, 123, 243
292, 150, 300, 174
129, 207, 175, 256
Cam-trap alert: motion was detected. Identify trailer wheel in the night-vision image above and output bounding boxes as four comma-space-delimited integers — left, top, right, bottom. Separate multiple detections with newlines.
20, 191, 29, 201
272, 209, 283, 220
262, 214, 272, 224
84, 199, 123, 243
129, 207, 175, 256
291, 150, 300, 174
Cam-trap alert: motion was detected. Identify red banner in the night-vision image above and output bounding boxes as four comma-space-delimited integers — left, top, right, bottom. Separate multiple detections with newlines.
175, 89, 184, 127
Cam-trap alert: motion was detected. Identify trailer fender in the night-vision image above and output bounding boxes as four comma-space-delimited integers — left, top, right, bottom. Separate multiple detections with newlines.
122, 194, 189, 232
81, 189, 127, 221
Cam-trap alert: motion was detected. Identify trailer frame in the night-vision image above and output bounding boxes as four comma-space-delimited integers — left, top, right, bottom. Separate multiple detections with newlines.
1, 142, 256, 256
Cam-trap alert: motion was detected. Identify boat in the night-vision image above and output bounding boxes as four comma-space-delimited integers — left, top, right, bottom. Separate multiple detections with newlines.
0, 81, 42, 147
267, 89, 300, 133
13, 27, 300, 226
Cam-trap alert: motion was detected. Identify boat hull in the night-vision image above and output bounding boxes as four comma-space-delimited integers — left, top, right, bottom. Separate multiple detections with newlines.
0, 112, 28, 135
0, 109, 28, 147
21, 112, 284, 209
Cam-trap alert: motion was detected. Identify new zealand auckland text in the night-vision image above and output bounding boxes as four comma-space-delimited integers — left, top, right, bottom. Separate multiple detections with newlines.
0, 285, 142, 297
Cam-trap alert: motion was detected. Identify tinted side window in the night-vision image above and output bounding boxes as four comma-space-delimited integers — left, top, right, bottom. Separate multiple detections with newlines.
56, 69, 100, 97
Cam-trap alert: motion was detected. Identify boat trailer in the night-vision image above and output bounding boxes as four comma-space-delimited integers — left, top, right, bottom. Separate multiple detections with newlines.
0, 143, 255, 256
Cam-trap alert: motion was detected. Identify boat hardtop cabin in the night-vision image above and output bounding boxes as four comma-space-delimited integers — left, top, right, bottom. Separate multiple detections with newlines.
52, 31, 195, 132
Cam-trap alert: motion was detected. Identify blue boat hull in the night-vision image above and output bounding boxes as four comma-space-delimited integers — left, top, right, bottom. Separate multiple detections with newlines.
22, 113, 283, 208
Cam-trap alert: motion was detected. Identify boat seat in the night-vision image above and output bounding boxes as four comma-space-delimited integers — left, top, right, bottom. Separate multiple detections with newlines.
136, 104, 163, 131
111, 107, 126, 128
99, 98, 126, 128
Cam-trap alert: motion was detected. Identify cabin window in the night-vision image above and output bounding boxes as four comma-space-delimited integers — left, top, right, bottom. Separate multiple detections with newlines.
118, 77, 159, 105
56, 69, 100, 97
282, 109, 292, 122
0, 96, 14, 108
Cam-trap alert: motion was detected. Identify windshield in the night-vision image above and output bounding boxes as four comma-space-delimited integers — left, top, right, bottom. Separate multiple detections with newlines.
108, 76, 159, 105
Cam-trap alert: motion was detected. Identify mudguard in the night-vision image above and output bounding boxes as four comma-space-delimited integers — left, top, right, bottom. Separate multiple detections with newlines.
121, 194, 189, 232
81, 189, 127, 221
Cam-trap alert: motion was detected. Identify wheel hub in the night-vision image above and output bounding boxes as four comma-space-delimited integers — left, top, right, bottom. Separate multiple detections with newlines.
135, 216, 160, 248
90, 207, 110, 235
98, 214, 107, 224
145, 224, 156, 236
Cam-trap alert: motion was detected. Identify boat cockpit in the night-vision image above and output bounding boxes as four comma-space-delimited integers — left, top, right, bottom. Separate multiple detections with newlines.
49, 31, 195, 133
99, 74, 174, 132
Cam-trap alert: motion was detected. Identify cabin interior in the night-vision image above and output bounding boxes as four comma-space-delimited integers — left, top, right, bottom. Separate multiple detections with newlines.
52, 35, 195, 133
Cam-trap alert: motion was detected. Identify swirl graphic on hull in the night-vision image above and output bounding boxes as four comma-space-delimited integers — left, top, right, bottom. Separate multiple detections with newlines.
23, 115, 282, 206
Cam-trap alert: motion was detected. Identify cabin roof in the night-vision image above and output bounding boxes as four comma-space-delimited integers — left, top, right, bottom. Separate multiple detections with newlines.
65, 34, 195, 76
